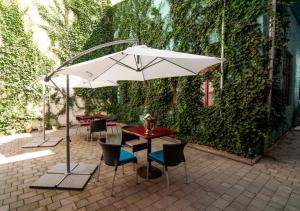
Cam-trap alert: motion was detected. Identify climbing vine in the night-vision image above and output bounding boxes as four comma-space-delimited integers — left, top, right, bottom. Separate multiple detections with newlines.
34, 0, 291, 157
0, 1, 52, 134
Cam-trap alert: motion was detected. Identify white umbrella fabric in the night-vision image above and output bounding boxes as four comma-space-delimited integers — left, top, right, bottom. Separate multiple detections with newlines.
39, 75, 118, 88
61, 45, 223, 81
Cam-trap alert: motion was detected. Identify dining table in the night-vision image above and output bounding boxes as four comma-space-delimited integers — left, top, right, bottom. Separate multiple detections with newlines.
122, 126, 176, 179
76, 113, 107, 121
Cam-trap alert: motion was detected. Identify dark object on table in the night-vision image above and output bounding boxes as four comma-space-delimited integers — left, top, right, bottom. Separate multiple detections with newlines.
98, 141, 138, 196
88, 119, 107, 142
121, 125, 148, 154
147, 140, 188, 191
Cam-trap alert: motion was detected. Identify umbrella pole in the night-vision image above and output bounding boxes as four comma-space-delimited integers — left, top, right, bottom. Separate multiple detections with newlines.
66, 75, 71, 173
42, 84, 46, 141
220, 0, 226, 91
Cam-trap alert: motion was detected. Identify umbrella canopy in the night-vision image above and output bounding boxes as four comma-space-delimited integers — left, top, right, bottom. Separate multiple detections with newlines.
60, 45, 223, 81
38, 75, 118, 88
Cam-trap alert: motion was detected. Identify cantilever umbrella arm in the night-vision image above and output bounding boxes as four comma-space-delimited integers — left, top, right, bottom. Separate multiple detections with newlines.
45, 39, 138, 82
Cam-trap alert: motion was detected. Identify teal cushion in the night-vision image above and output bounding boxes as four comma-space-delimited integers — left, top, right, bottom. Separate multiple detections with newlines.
148, 150, 164, 164
119, 149, 136, 163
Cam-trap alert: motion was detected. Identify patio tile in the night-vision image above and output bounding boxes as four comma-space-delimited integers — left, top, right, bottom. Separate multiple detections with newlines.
9, 200, 24, 209
46, 201, 61, 210
24, 194, 43, 205
38, 197, 52, 207
0, 128, 299, 211
0, 205, 9, 211
17, 201, 39, 211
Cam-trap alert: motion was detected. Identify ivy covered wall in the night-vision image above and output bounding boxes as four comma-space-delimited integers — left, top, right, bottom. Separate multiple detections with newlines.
108, 0, 271, 157
0, 1, 52, 134
0, 0, 287, 157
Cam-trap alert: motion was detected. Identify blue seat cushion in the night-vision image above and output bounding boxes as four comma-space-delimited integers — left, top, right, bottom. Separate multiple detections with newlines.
119, 149, 136, 164
148, 150, 164, 164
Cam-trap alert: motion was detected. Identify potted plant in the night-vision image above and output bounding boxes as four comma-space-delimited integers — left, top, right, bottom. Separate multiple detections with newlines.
52, 121, 60, 131
25, 123, 33, 133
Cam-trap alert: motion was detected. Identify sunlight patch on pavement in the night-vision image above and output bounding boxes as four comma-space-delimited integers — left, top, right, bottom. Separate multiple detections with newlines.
0, 150, 54, 165
0, 133, 32, 145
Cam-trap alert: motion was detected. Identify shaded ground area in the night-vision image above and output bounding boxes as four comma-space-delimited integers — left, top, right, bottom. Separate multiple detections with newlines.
0, 126, 299, 211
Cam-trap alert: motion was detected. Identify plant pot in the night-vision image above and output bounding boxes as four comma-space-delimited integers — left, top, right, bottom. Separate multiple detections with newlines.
25, 127, 32, 133
37, 126, 43, 132
52, 126, 59, 131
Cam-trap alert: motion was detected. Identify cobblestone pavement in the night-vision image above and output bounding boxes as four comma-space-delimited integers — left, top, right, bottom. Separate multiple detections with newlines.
0, 127, 299, 211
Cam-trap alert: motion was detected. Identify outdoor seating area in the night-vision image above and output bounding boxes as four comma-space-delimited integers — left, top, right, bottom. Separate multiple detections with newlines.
1, 0, 300, 210
0, 127, 300, 210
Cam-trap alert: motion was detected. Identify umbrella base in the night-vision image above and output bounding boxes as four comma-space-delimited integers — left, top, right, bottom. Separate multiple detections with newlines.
22, 137, 63, 148
137, 166, 162, 179
30, 162, 97, 190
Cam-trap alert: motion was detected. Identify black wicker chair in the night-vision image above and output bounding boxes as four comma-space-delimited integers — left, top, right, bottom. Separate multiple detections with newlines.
88, 119, 107, 143
147, 140, 188, 190
97, 139, 138, 196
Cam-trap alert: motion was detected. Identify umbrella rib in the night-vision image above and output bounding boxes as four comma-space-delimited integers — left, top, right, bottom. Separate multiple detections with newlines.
159, 57, 198, 75
92, 54, 128, 81
109, 57, 137, 71
141, 58, 164, 71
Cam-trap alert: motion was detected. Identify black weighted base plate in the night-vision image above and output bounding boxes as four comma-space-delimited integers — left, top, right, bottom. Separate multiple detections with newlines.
57, 174, 91, 190
137, 166, 162, 179
31, 163, 97, 190
22, 138, 63, 148
30, 173, 65, 189
72, 163, 98, 174
47, 163, 78, 174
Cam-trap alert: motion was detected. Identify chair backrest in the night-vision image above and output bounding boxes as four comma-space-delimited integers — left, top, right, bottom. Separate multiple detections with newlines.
108, 114, 118, 122
99, 141, 121, 166
121, 125, 139, 145
163, 140, 187, 166
90, 119, 107, 133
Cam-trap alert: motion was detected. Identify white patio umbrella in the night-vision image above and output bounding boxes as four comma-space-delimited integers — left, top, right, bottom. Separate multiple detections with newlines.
60, 45, 223, 81
23, 75, 118, 148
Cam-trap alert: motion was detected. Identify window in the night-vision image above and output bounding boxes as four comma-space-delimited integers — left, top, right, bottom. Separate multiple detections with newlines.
203, 80, 214, 107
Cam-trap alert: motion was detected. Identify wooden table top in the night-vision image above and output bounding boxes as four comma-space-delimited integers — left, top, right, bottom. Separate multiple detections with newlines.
122, 126, 176, 139
76, 114, 107, 120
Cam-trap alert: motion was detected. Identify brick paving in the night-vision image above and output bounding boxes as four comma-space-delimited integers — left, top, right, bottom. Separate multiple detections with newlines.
0, 127, 299, 211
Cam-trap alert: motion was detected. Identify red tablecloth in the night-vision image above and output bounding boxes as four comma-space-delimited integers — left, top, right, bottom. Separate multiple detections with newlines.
76, 114, 107, 121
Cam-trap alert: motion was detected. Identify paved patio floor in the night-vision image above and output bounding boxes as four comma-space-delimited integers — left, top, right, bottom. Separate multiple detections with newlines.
0, 127, 299, 211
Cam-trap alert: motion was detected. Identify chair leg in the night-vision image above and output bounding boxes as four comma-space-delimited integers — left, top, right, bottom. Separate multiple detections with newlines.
147, 161, 150, 180
116, 126, 119, 137
184, 162, 188, 184
133, 152, 136, 171
91, 133, 93, 144
111, 166, 118, 196
165, 166, 170, 191
135, 162, 138, 184
97, 158, 102, 182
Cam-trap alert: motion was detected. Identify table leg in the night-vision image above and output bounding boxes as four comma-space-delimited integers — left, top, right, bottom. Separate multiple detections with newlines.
137, 138, 162, 179
147, 138, 152, 172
